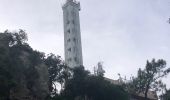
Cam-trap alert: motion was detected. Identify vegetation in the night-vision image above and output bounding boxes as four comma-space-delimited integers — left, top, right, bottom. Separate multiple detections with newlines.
0, 30, 130, 100
1, 30, 170, 100
127, 59, 170, 99
45, 53, 71, 95
59, 67, 129, 100
161, 89, 170, 100
0, 30, 48, 100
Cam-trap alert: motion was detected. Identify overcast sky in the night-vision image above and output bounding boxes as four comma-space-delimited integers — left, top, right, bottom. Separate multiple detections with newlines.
0, 0, 170, 88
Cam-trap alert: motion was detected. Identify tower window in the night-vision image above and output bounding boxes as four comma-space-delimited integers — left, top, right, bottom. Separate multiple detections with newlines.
67, 38, 71, 42
68, 48, 71, 52
67, 29, 70, 34
73, 38, 76, 43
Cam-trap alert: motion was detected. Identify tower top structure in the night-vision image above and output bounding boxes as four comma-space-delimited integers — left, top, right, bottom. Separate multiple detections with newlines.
63, 0, 80, 11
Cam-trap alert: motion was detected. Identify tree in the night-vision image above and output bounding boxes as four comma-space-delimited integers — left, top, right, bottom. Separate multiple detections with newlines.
61, 66, 129, 100
45, 53, 71, 95
129, 59, 170, 99
0, 30, 49, 100
0, 30, 74, 100
0, 30, 28, 99
161, 89, 170, 100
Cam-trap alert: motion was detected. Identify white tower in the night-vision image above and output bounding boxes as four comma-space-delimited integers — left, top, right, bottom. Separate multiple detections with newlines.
62, 0, 83, 68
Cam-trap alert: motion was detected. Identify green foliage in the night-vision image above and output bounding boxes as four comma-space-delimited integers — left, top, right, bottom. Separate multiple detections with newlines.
163, 89, 170, 100
45, 53, 71, 95
128, 59, 170, 99
0, 30, 48, 99
0, 30, 28, 99
2, 30, 169, 100
0, 29, 71, 99
61, 67, 129, 100
160, 89, 170, 100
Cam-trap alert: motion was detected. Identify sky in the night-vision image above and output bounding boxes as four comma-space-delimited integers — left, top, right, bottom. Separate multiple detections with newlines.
0, 0, 170, 89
